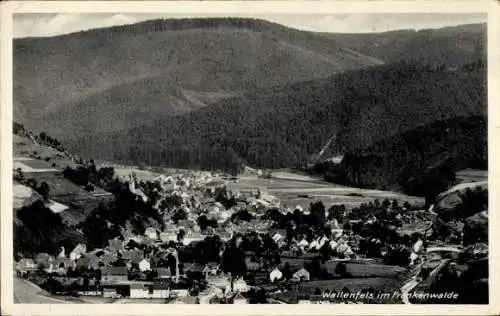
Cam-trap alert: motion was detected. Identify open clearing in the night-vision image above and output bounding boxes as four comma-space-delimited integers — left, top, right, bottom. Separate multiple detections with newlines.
229, 176, 424, 209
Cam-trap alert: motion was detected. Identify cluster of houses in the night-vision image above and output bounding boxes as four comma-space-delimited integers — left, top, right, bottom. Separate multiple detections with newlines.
15, 170, 431, 304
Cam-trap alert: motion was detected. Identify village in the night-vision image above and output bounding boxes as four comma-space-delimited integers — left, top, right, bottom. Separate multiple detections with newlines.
14, 156, 483, 305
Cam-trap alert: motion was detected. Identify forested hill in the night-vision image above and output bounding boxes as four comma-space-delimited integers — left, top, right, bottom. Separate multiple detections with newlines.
14, 17, 381, 136
71, 60, 486, 176
317, 115, 487, 197
14, 19, 484, 142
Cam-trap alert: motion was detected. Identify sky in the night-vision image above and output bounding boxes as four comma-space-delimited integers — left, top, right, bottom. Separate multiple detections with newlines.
13, 13, 487, 38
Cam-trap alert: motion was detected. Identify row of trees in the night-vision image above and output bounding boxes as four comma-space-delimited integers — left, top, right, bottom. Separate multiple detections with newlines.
316, 115, 487, 201
14, 168, 51, 201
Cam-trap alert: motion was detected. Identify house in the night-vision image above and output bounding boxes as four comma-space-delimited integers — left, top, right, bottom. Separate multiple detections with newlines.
170, 289, 189, 298
156, 268, 172, 279
122, 249, 144, 265
102, 283, 132, 298
298, 239, 309, 249
160, 231, 177, 243
54, 257, 76, 272
292, 268, 310, 282
272, 231, 286, 243
129, 282, 155, 298
70, 244, 87, 261
35, 253, 54, 269
108, 238, 125, 253
233, 292, 248, 304
129, 280, 171, 299
139, 258, 151, 272
103, 287, 120, 298
17, 258, 37, 276
182, 232, 205, 246
207, 274, 231, 290
269, 268, 283, 282
101, 266, 129, 284
233, 278, 250, 293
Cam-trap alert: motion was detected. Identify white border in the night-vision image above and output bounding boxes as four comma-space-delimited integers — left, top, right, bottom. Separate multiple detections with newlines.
1, 1, 499, 315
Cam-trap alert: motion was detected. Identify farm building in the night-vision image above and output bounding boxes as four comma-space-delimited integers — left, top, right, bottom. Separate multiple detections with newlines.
101, 266, 129, 283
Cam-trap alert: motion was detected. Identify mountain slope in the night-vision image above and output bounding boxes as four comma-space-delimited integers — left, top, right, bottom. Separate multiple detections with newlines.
69, 61, 486, 175
323, 23, 485, 68
319, 115, 487, 196
14, 18, 380, 137
14, 19, 485, 141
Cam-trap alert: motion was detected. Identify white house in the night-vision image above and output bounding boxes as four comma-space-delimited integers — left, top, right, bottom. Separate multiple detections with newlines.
70, 243, 87, 261
233, 292, 248, 304
413, 239, 424, 253
170, 289, 189, 298
144, 227, 159, 240
139, 258, 151, 272
272, 232, 284, 243
269, 268, 283, 282
298, 238, 309, 250
233, 278, 250, 293
309, 239, 318, 250
329, 240, 338, 250
409, 252, 419, 266
129, 282, 170, 299
292, 268, 310, 281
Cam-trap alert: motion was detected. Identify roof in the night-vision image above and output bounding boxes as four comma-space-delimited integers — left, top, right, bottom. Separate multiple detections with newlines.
108, 239, 124, 252
101, 266, 128, 276
156, 268, 172, 276
185, 263, 205, 273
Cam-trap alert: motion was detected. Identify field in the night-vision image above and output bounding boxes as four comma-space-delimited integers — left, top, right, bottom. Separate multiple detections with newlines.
280, 257, 407, 279
14, 135, 78, 170
21, 172, 110, 198
229, 175, 425, 210
455, 169, 487, 183
19, 170, 113, 224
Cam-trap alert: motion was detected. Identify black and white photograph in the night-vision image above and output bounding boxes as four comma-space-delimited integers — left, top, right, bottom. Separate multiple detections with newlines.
2, 1, 497, 312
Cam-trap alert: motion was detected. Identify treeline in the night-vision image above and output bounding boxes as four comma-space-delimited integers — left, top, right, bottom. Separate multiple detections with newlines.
62, 160, 116, 191
74, 61, 485, 177
13, 122, 67, 153
14, 201, 86, 258
315, 115, 487, 199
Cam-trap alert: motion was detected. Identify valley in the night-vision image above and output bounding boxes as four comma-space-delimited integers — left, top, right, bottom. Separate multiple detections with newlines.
11, 16, 488, 305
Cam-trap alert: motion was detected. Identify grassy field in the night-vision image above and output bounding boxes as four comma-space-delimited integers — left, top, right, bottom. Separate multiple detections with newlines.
229, 176, 425, 210
280, 257, 407, 279
19, 171, 113, 224
455, 168, 487, 183
22, 172, 109, 198
324, 262, 407, 278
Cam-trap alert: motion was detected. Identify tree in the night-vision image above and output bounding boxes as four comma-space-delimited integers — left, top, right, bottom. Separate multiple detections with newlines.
310, 201, 326, 227
177, 229, 186, 243
14, 168, 24, 182
171, 208, 187, 224
25, 178, 37, 190
37, 181, 50, 201
328, 205, 347, 223
221, 240, 247, 291
382, 199, 391, 209
335, 262, 348, 277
